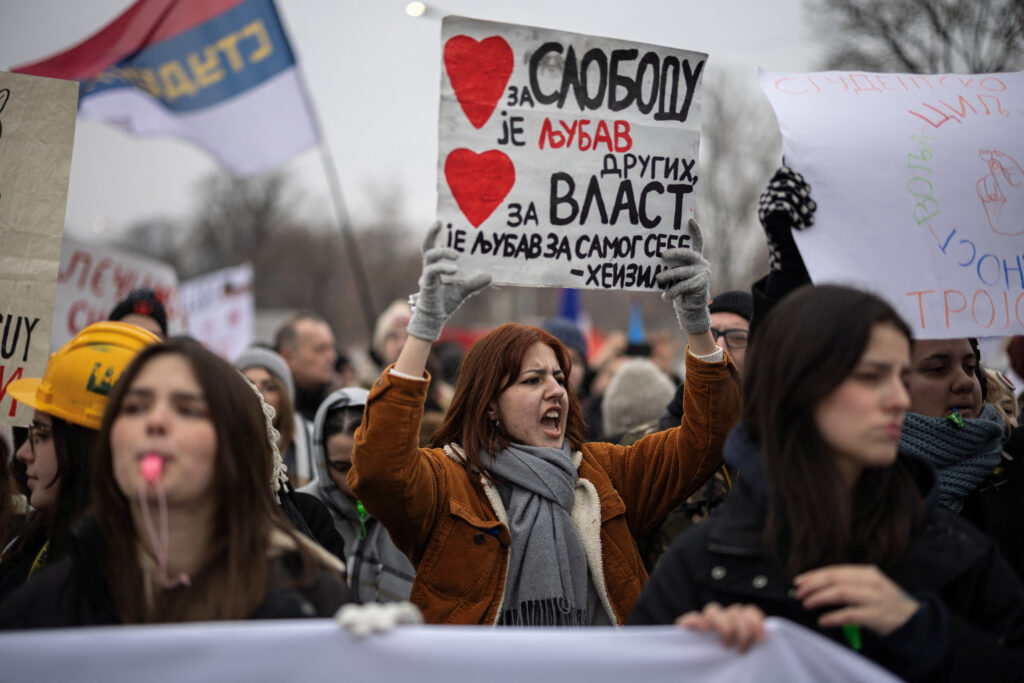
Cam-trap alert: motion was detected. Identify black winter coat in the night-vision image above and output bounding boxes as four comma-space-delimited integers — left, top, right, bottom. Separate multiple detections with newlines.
630, 429, 1024, 682
0, 515, 350, 629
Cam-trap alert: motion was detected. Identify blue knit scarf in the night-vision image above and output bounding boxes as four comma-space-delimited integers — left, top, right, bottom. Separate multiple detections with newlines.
899, 403, 1005, 513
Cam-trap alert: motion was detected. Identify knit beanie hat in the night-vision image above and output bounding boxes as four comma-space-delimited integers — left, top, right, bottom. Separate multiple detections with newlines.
708, 290, 753, 322
234, 346, 295, 399
542, 316, 587, 359
109, 288, 168, 336
602, 358, 676, 437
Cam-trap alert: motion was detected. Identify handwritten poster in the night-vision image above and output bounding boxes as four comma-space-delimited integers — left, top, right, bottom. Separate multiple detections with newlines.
0, 71, 77, 425
52, 237, 181, 350
760, 70, 1024, 338
178, 263, 254, 361
436, 17, 706, 291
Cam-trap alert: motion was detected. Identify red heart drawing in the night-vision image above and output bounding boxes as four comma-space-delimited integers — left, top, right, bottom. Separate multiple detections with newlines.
445, 149, 516, 228
444, 35, 513, 129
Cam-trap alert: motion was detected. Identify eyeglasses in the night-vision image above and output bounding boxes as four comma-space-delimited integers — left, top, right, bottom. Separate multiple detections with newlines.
710, 327, 749, 349
28, 422, 53, 449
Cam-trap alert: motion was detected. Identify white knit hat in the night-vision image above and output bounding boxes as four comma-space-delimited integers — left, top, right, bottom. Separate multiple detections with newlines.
601, 358, 676, 437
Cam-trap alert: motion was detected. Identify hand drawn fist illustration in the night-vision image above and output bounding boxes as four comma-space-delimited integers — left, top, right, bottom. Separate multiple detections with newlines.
977, 150, 1024, 236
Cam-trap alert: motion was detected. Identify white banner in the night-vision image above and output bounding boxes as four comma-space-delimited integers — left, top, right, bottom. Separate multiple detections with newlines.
52, 237, 182, 351
0, 71, 77, 426
0, 618, 897, 683
437, 17, 705, 291
760, 70, 1024, 339
177, 263, 254, 361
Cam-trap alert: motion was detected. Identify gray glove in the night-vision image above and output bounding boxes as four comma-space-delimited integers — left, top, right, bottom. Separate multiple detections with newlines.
406, 221, 492, 342
655, 218, 712, 334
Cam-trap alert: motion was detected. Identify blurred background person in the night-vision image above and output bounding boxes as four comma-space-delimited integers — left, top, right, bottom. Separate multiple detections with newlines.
235, 346, 314, 488
275, 312, 337, 422
108, 288, 167, 339
302, 387, 415, 603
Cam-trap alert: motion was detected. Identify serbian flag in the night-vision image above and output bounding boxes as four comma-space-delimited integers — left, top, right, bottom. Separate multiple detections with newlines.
13, 0, 318, 176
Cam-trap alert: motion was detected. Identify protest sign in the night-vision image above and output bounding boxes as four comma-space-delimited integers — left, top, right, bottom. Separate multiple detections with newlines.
53, 237, 181, 350
178, 263, 254, 360
0, 71, 77, 425
760, 70, 1024, 338
0, 618, 898, 683
436, 17, 706, 291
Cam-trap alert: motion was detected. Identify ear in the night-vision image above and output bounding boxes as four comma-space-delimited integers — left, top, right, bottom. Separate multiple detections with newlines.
486, 402, 498, 420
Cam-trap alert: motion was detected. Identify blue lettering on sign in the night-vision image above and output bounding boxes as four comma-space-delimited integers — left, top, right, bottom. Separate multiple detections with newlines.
80, 0, 294, 112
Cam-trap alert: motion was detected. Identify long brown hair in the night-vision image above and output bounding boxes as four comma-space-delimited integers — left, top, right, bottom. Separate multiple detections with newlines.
4, 417, 94, 568
430, 324, 585, 471
92, 338, 320, 623
745, 285, 923, 578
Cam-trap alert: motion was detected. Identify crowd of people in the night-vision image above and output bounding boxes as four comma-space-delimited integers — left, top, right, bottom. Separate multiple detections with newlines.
1, 168, 1023, 680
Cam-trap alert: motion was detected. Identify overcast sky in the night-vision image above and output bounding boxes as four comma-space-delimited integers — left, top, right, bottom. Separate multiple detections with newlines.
0, 0, 825, 240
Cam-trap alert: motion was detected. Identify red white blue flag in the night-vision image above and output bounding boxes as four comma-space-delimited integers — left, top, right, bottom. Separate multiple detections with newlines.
13, 0, 318, 176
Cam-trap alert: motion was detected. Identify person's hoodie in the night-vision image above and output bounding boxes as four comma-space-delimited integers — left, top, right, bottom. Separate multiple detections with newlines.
300, 388, 415, 603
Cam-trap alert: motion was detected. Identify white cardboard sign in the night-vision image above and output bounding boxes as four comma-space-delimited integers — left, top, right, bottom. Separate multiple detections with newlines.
436, 17, 706, 291
760, 70, 1024, 338
177, 263, 254, 361
52, 237, 181, 350
0, 71, 77, 425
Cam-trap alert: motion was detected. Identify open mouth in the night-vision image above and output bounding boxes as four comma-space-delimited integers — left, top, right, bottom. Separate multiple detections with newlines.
541, 409, 562, 435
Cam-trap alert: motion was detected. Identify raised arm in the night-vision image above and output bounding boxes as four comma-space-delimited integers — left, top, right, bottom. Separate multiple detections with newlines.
656, 218, 717, 357
395, 221, 491, 378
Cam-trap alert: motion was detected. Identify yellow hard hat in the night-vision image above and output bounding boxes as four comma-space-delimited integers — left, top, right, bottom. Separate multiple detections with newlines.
7, 321, 160, 430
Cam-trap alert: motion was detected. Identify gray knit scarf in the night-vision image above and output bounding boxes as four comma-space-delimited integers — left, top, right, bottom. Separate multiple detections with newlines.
899, 403, 1005, 513
485, 441, 588, 626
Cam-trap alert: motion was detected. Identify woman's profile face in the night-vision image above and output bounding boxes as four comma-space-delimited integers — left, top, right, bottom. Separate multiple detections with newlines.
814, 323, 912, 487
489, 342, 569, 449
110, 354, 218, 508
242, 366, 282, 421
16, 410, 59, 511
325, 431, 355, 500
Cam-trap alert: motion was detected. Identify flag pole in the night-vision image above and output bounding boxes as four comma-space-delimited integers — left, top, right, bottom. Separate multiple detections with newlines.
282, 11, 378, 339
315, 142, 378, 339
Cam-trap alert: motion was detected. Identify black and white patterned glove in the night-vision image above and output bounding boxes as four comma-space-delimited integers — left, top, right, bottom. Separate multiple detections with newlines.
656, 218, 712, 334
757, 166, 817, 272
406, 221, 492, 342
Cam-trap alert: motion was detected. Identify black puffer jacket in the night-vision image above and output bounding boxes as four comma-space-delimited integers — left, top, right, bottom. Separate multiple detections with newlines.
630, 427, 1024, 682
0, 515, 350, 629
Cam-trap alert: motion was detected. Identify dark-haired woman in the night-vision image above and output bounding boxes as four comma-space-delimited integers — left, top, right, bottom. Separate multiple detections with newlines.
630, 285, 1024, 681
0, 338, 349, 627
0, 322, 159, 602
349, 221, 742, 625
754, 166, 1024, 580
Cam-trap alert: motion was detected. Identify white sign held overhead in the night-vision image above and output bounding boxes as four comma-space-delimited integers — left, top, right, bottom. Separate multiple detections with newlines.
760, 70, 1024, 339
436, 17, 706, 291
178, 264, 254, 361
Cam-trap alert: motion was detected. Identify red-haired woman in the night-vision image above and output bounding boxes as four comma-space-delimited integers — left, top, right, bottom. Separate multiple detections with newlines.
349, 221, 742, 626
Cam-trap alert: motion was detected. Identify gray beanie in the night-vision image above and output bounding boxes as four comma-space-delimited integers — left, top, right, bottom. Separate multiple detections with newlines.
234, 346, 295, 399
601, 358, 676, 437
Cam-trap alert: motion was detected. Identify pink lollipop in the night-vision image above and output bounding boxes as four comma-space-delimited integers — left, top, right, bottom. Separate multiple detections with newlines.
140, 453, 164, 483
